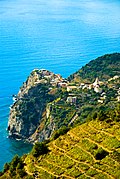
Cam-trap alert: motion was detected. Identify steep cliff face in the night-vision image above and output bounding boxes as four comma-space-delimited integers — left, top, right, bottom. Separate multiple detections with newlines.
8, 69, 73, 142
27, 114, 56, 143
8, 69, 57, 140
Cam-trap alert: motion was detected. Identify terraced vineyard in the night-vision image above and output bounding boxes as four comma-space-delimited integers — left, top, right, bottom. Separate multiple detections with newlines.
23, 120, 120, 179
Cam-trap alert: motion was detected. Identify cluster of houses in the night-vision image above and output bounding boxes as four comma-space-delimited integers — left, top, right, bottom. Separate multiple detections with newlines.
29, 69, 120, 104
33, 69, 64, 86
66, 78, 105, 104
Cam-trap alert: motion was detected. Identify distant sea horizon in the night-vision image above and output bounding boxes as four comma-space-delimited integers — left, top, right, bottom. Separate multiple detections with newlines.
0, 0, 120, 170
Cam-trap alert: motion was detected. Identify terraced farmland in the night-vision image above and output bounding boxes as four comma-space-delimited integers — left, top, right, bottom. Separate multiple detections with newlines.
24, 120, 120, 179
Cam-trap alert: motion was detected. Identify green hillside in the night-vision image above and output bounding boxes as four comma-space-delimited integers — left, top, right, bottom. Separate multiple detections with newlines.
1, 114, 120, 178
8, 53, 120, 143
68, 53, 120, 83
1, 53, 120, 178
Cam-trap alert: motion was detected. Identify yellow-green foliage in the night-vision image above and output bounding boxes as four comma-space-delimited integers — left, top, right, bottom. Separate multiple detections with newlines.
1, 120, 120, 179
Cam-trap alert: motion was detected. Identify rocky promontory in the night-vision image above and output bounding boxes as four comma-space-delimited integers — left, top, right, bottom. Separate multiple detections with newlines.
8, 69, 71, 142
8, 53, 120, 143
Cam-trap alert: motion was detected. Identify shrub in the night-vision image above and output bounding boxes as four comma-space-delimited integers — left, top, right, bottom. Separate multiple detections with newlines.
9, 155, 25, 176
97, 111, 107, 121
3, 163, 9, 172
9, 155, 20, 174
10, 155, 20, 169
16, 160, 24, 170
52, 126, 70, 140
95, 148, 109, 160
9, 170, 16, 177
0, 172, 3, 176
31, 142, 49, 157
18, 168, 27, 177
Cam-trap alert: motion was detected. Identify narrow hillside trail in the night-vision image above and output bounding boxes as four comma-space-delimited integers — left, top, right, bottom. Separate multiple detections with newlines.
43, 159, 67, 172
23, 119, 120, 179
65, 133, 120, 169
76, 144, 99, 162
51, 140, 115, 179
50, 142, 95, 179
57, 134, 97, 164
24, 165, 34, 176
34, 162, 75, 179
78, 126, 120, 166
37, 158, 71, 177
67, 132, 117, 179
34, 164, 59, 178
73, 127, 113, 153
107, 157, 120, 167
75, 143, 116, 172
68, 130, 120, 166
55, 132, 120, 169
44, 159, 82, 179
88, 123, 120, 141
60, 134, 97, 163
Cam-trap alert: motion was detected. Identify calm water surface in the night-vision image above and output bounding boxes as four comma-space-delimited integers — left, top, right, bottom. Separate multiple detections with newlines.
0, 0, 120, 170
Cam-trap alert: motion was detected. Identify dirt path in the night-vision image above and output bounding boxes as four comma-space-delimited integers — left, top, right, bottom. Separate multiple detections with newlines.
71, 128, 113, 153
24, 166, 34, 176
52, 140, 116, 179
34, 163, 60, 178
88, 123, 120, 141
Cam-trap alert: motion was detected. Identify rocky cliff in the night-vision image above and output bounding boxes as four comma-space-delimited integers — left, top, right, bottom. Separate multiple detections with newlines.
8, 69, 76, 142
8, 69, 57, 141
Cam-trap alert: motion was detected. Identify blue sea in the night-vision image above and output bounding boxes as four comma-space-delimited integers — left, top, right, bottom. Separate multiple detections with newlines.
0, 0, 120, 170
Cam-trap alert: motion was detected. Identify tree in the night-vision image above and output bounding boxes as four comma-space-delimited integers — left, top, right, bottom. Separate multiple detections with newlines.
9, 155, 20, 172
97, 110, 106, 121
52, 126, 70, 140
31, 142, 49, 157
0, 172, 3, 176
18, 169, 27, 177
3, 163, 9, 172
95, 148, 109, 160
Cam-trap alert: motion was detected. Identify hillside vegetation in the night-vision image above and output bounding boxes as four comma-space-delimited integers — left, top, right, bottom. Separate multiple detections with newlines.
3, 53, 119, 178
8, 53, 120, 143
69, 53, 120, 83
1, 116, 120, 178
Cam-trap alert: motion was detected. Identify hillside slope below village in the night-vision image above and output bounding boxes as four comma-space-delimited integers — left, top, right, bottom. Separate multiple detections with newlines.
1, 116, 120, 178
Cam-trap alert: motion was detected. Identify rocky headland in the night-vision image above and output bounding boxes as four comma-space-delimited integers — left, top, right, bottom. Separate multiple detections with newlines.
7, 53, 120, 143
